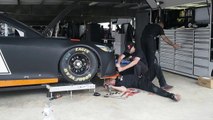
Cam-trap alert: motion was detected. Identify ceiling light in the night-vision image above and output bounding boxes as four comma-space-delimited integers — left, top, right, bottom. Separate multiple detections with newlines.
89, 2, 98, 6
156, 1, 164, 6
165, 1, 209, 9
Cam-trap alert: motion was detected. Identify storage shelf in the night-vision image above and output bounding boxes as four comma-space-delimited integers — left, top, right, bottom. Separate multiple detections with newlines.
159, 28, 211, 77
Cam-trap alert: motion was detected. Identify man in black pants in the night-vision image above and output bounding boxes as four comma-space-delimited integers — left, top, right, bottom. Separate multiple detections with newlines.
140, 22, 180, 88
154, 63, 168, 89
116, 42, 172, 89
104, 74, 181, 101
153, 57, 173, 90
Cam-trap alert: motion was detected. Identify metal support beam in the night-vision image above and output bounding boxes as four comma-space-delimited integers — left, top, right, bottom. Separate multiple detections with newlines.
42, 1, 80, 36
145, 0, 158, 9
17, 0, 21, 5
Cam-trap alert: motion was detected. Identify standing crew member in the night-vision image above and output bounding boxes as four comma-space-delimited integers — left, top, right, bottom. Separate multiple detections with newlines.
140, 21, 180, 83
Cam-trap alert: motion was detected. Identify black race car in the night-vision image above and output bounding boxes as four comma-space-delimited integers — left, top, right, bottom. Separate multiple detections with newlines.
0, 13, 116, 87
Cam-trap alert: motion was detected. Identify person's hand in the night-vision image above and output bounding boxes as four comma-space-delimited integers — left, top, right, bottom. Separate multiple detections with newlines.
117, 66, 124, 72
120, 86, 128, 92
116, 63, 120, 68
173, 43, 181, 49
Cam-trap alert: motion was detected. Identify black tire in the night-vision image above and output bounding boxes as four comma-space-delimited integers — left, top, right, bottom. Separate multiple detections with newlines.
60, 47, 98, 84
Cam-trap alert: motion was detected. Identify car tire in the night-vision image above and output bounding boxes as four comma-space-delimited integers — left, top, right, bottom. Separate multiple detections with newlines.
60, 47, 98, 84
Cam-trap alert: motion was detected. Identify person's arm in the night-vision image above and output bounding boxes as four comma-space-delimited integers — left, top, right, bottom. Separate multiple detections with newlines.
116, 54, 125, 67
111, 86, 128, 92
117, 57, 140, 72
104, 79, 128, 92
161, 35, 180, 49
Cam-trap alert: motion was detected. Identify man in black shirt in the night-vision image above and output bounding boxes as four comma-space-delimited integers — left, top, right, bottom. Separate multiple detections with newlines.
116, 42, 148, 77
104, 74, 181, 102
141, 22, 180, 88
116, 42, 172, 89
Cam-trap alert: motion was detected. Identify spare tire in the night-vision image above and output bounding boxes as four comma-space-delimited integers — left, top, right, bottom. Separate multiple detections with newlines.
60, 47, 98, 84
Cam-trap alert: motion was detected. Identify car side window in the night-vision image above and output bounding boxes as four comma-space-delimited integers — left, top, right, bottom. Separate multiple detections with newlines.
0, 22, 24, 37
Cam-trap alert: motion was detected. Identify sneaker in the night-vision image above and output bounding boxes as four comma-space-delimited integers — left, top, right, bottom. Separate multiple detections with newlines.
161, 84, 173, 90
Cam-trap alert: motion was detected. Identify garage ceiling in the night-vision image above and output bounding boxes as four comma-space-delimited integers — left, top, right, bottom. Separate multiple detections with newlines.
0, 0, 209, 25
0, 0, 150, 25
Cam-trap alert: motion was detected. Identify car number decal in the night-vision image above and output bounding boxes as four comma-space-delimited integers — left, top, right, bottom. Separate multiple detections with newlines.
0, 49, 11, 75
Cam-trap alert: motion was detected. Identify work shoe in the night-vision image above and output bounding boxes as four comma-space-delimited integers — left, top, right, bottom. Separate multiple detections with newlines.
161, 84, 173, 90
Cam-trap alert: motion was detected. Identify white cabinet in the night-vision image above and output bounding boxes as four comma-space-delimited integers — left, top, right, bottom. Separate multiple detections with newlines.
159, 29, 211, 77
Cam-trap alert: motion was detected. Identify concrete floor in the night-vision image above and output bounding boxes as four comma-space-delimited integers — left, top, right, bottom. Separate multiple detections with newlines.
0, 72, 213, 120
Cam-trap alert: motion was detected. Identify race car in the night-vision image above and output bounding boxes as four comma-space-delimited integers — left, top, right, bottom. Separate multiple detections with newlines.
0, 13, 116, 88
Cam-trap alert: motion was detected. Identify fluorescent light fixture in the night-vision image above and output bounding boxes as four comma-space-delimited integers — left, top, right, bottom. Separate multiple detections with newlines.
156, 1, 164, 6
89, 2, 98, 6
165, 1, 209, 9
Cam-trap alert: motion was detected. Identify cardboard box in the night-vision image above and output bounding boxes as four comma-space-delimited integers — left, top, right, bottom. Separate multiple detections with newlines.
198, 77, 213, 89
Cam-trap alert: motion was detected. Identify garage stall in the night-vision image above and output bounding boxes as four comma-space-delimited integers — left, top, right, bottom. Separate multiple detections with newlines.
0, 0, 213, 120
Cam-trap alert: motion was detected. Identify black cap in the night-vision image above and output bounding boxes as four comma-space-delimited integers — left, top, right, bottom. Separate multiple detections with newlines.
125, 42, 135, 53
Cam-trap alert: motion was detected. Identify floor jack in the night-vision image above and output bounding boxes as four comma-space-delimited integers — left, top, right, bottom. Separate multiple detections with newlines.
45, 82, 96, 99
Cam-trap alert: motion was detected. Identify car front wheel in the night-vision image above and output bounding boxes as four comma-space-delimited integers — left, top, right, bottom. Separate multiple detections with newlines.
60, 47, 98, 84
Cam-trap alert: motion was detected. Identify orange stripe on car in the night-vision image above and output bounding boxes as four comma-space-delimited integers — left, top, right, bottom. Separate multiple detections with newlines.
0, 78, 58, 87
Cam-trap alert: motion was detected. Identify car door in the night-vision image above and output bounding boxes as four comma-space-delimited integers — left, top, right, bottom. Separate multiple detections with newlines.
0, 21, 59, 80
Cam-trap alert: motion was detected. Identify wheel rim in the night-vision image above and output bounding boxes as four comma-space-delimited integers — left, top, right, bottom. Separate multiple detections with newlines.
69, 54, 90, 75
